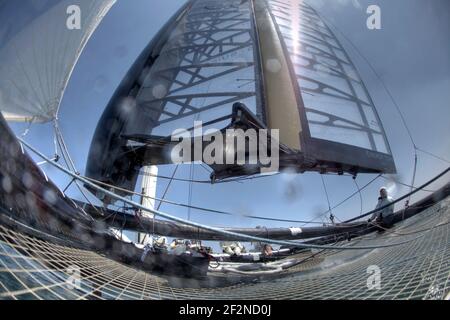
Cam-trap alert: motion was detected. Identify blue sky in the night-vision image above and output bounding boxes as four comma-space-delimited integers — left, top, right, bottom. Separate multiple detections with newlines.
8, 0, 450, 242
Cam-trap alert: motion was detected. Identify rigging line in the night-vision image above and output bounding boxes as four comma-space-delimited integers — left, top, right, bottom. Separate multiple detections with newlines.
408, 152, 418, 206
344, 166, 450, 223
53, 121, 77, 172
20, 120, 34, 138
136, 165, 277, 184
55, 136, 98, 220
186, 112, 202, 221
120, 204, 127, 240
52, 126, 58, 159
188, 162, 194, 221
140, 165, 180, 245
415, 147, 450, 165
353, 178, 363, 216
63, 178, 75, 193
155, 166, 179, 233
52, 124, 98, 220
301, 174, 382, 226
138, 169, 345, 185
156, 166, 180, 211
320, 174, 336, 224
83, 175, 331, 225
19, 137, 445, 250
83, 170, 331, 225
200, 163, 212, 174
138, 169, 211, 184
379, 175, 435, 193
368, 213, 449, 238
96, 206, 119, 223
218, 172, 281, 183
110, 201, 117, 234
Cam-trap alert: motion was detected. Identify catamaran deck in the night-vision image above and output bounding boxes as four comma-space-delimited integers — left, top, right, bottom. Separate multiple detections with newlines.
1, 196, 448, 300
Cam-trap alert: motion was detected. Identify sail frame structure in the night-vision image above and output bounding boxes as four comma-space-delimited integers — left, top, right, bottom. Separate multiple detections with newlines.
86, 0, 396, 199
0, 0, 116, 123
137, 0, 266, 134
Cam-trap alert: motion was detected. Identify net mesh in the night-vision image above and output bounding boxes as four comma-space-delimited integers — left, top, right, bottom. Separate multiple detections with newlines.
1, 196, 448, 300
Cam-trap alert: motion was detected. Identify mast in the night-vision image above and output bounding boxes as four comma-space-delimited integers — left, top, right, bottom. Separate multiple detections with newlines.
138, 165, 158, 244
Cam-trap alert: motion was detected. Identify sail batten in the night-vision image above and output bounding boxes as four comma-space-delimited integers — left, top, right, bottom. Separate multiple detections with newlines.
0, 0, 116, 123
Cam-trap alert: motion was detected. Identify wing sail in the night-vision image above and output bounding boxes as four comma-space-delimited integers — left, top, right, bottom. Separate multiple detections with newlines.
86, 0, 396, 199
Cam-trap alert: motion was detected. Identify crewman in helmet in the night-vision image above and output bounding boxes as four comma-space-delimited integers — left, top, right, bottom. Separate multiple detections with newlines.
369, 187, 395, 228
